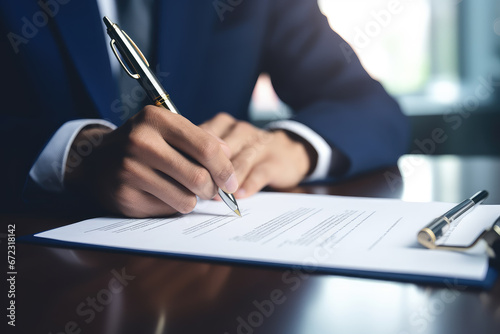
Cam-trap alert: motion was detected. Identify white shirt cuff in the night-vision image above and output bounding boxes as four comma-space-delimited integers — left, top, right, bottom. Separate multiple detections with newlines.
29, 119, 117, 193
266, 120, 332, 181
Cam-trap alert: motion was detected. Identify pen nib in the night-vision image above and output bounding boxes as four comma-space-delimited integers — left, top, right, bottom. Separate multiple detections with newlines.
218, 188, 242, 217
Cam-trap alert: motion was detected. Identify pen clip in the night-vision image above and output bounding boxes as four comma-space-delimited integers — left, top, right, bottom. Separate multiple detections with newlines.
426, 230, 487, 252
122, 30, 150, 67
110, 39, 140, 79
419, 217, 500, 259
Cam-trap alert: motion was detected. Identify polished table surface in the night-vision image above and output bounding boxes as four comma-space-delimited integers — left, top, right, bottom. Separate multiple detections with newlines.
3, 155, 500, 334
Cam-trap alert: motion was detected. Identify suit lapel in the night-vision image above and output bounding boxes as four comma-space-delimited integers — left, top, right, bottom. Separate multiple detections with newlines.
53, 1, 120, 124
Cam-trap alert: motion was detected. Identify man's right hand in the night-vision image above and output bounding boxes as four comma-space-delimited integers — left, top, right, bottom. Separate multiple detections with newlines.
64, 106, 238, 217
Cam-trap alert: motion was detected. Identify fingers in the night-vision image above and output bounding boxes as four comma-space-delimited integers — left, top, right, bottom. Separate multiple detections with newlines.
203, 117, 275, 198
199, 112, 237, 158
89, 107, 243, 217
231, 144, 263, 188
224, 128, 274, 198
215, 121, 273, 190
77, 106, 310, 217
204, 130, 232, 159
117, 157, 200, 214
236, 162, 274, 199
142, 108, 238, 194
230, 130, 312, 198
110, 185, 179, 218
221, 121, 271, 158
132, 136, 218, 200
199, 112, 237, 138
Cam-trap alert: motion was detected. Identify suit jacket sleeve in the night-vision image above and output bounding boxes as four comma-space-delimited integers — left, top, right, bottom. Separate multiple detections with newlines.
0, 18, 89, 212
262, 0, 410, 178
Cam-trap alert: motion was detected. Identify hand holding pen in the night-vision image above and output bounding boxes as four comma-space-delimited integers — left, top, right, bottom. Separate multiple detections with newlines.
64, 20, 240, 217
103, 17, 241, 216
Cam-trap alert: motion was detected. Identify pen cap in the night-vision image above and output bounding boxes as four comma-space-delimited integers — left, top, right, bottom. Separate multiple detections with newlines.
418, 217, 450, 248
471, 190, 489, 204
418, 229, 436, 248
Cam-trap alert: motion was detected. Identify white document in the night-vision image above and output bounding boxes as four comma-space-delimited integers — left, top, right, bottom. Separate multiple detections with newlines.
35, 193, 500, 281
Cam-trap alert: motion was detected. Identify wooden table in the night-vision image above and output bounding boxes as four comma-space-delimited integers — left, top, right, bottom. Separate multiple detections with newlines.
3, 155, 500, 334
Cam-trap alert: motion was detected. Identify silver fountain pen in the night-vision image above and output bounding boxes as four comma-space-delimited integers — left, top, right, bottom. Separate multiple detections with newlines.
103, 16, 241, 216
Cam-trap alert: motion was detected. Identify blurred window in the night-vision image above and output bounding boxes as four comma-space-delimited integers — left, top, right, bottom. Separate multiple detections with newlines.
250, 0, 499, 120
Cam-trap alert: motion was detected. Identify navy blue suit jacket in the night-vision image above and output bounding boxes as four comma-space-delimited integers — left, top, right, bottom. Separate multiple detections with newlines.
0, 0, 409, 211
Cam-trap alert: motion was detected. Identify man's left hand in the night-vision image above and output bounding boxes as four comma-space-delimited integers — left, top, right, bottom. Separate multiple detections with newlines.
200, 113, 317, 198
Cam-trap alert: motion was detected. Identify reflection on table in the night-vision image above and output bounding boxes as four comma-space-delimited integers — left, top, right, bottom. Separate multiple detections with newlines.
8, 155, 500, 334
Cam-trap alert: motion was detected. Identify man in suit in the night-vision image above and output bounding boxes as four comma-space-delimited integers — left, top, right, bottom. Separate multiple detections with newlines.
0, 0, 409, 216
